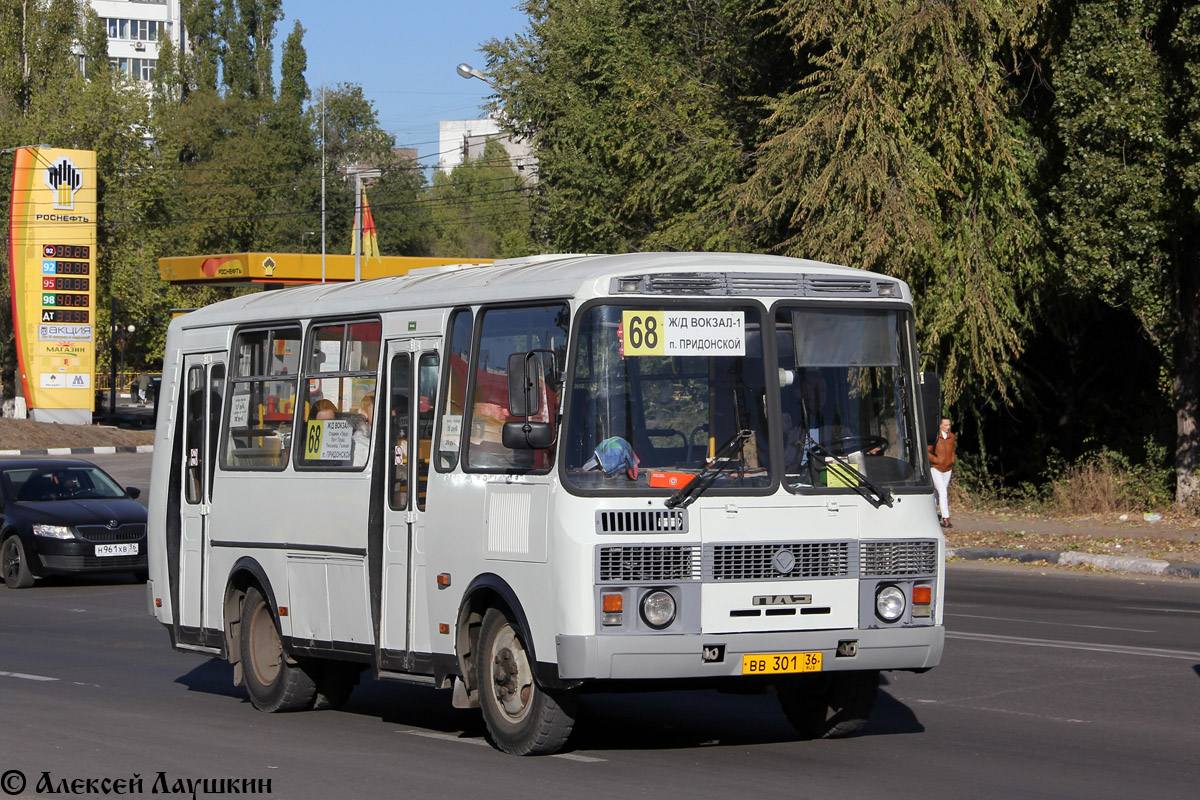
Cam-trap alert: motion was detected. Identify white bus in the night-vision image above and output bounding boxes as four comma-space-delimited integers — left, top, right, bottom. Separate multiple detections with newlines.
147, 252, 945, 755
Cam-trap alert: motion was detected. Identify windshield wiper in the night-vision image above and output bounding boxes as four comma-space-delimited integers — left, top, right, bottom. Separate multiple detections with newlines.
665, 430, 752, 509
801, 439, 894, 509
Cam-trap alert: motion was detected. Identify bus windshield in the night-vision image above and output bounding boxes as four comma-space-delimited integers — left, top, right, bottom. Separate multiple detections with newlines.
564, 304, 771, 491
563, 303, 925, 495
776, 306, 924, 491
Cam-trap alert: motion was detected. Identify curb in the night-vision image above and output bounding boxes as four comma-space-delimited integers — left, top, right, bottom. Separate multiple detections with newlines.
0, 445, 154, 456
948, 546, 1200, 580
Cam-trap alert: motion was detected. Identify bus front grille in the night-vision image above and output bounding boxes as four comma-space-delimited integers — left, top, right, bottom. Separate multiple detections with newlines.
860, 540, 939, 576
706, 542, 852, 581
595, 509, 689, 534
598, 545, 701, 583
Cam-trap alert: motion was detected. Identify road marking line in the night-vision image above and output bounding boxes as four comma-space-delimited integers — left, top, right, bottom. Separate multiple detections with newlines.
0, 670, 59, 682
400, 729, 605, 761
1120, 606, 1200, 615
948, 631, 1200, 660
947, 612, 1154, 633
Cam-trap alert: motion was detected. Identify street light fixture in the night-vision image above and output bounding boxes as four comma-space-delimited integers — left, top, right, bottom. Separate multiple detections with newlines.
456, 62, 496, 88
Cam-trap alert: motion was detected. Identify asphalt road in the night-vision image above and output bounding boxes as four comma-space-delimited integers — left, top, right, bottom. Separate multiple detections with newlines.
1, 455, 1198, 799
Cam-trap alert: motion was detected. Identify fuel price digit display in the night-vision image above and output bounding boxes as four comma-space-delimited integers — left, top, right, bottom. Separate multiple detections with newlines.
42, 293, 91, 308
41, 309, 90, 323
42, 260, 90, 275
42, 276, 90, 291
42, 244, 90, 259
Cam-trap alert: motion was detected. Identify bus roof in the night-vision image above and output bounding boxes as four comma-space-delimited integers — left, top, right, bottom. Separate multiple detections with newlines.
171, 252, 910, 329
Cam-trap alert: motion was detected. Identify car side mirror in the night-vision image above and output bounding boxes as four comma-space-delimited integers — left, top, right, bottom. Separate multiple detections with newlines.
507, 352, 544, 417
125, 486, 142, 499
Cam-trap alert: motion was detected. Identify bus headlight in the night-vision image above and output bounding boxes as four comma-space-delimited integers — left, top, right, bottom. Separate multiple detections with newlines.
875, 585, 906, 622
640, 590, 676, 629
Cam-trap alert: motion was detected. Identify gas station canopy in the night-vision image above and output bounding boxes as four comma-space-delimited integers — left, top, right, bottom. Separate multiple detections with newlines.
158, 253, 492, 286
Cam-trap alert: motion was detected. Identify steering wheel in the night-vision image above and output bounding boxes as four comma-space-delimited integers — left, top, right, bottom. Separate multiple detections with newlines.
828, 434, 888, 457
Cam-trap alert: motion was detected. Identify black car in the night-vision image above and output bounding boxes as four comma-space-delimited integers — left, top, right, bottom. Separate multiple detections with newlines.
0, 459, 147, 589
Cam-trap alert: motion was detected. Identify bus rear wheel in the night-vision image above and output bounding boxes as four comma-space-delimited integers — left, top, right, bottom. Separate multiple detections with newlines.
477, 607, 577, 755
776, 669, 879, 739
239, 586, 316, 712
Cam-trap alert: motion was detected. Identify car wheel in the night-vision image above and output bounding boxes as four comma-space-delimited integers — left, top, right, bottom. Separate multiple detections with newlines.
238, 586, 316, 712
777, 669, 879, 739
2, 536, 35, 589
476, 607, 577, 755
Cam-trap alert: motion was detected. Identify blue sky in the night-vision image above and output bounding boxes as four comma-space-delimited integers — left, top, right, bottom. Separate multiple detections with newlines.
278, 1, 529, 166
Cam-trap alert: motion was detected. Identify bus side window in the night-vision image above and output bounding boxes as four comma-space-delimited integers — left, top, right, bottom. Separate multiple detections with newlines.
417, 352, 438, 510
436, 309, 472, 471
388, 353, 411, 510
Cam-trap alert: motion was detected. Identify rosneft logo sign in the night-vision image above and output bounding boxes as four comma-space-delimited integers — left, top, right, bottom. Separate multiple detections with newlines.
44, 156, 83, 210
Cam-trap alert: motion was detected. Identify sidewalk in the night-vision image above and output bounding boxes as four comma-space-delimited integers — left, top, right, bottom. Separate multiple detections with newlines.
947, 509, 1200, 580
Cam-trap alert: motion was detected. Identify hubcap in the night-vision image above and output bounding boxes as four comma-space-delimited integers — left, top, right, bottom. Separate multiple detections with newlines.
490, 623, 533, 722
247, 602, 282, 687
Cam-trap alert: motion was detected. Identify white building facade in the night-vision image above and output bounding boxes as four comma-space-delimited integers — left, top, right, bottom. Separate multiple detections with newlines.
437, 117, 537, 181
88, 0, 184, 83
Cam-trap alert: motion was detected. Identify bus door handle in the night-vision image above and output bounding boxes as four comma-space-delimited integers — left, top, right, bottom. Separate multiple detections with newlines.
405, 510, 417, 524
199, 503, 212, 517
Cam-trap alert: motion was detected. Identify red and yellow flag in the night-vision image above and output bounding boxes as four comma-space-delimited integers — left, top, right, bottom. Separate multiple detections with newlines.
353, 190, 381, 263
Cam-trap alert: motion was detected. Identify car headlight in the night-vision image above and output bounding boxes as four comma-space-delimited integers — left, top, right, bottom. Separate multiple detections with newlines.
640, 590, 676, 629
33, 524, 75, 540
875, 585, 906, 622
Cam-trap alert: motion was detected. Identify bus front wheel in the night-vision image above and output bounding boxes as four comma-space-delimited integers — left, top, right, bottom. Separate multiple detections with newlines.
239, 586, 316, 712
476, 607, 577, 755
776, 669, 879, 739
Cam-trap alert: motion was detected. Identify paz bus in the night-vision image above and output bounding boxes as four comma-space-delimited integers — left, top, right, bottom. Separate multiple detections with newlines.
146, 252, 945, 755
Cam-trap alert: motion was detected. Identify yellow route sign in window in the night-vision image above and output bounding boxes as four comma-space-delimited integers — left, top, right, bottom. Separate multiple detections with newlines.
621, 310, 745, 357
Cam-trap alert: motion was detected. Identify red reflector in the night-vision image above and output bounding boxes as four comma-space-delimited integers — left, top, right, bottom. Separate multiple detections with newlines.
602, 594, 623, 613
912, 586, 932, 605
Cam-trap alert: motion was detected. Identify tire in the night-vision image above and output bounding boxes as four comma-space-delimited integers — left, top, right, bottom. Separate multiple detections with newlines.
2, 536, 35, 589
310, 660, 364, 711
476, 607, 577, 755
239, 586, 316, 712
777, 669, 879, 739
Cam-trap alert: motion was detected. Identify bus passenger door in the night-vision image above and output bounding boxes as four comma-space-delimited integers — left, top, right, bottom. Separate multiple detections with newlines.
178, 354, 225, 639
379, 341, 439, 664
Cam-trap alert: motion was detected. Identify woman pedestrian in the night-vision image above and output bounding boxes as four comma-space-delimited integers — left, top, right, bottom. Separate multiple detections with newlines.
928, 417, 956, 528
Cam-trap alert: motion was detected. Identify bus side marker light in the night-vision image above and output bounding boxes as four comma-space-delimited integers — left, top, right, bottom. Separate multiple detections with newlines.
437, 573, 451, 589
602, 593, 623, 626
155, 598, 162, 608
278, 607, 288, 617
439, 623, 450, 634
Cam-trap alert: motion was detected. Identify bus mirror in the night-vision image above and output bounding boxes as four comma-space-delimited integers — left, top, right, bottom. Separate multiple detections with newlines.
920, 371, 941, 446
502, 420, 555, 450
507, 352, 543, 417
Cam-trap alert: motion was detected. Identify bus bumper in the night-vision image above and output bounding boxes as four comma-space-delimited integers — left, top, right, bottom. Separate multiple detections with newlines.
555, 625, 944, 680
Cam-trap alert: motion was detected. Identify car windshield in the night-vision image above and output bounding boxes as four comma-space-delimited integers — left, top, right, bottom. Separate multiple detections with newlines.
775, 306, 925, 491
564, 304, 771, 492
4, 466, 127, 502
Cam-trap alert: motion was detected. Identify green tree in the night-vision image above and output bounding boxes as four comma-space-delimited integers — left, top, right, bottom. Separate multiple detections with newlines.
735, 0, 1044, 410
484, 0, 769, 252
427, 139, 535, 258
1047, 0, 1200, 511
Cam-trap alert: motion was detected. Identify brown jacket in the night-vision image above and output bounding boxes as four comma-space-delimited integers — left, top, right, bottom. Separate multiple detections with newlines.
928, 431, 956, 472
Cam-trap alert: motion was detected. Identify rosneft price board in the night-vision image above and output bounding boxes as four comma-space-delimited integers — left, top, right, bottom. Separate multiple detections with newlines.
7, 147, 98, 423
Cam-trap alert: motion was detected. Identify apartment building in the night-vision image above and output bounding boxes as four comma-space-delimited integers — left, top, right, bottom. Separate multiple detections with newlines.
88, 0, 184, 83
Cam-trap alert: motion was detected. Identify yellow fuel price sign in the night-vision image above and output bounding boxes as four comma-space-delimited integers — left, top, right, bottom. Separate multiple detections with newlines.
622, 310, 745, 357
